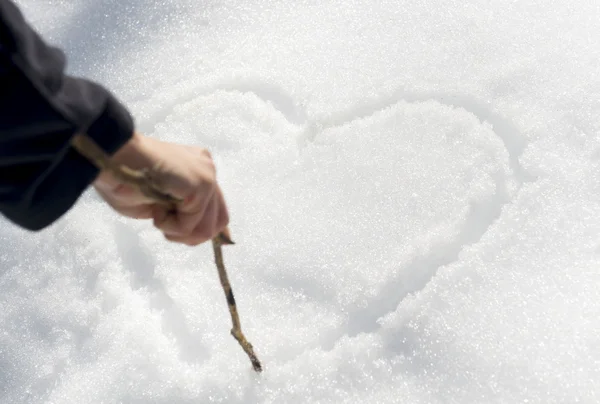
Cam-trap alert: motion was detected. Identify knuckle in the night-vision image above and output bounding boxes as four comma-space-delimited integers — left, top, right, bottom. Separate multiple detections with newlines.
205, 160, 217, 177
196, 147, 213, 161
203, 176, 218, 192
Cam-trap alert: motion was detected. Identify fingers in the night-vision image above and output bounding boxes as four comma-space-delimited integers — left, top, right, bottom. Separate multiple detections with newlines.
154, 184, 216, 236
93, 134, 229, 246
153, 186, 229, 246
94, 184, 155, 219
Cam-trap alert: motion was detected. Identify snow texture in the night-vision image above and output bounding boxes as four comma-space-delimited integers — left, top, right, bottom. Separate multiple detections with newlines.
3, 0, 600, 403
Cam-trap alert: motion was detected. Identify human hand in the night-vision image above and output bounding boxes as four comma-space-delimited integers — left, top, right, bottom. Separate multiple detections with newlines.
93, 132, 229, 245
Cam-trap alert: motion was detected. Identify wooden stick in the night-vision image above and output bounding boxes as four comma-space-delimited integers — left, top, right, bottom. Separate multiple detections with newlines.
213, 234, 262, 372
71, 133, 262, 372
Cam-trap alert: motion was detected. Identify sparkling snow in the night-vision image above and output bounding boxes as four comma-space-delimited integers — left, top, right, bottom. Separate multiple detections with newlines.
2, 0, 600, 403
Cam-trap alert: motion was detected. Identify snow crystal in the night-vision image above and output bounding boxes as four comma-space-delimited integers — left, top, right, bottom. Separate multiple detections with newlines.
3, 0, 600, 402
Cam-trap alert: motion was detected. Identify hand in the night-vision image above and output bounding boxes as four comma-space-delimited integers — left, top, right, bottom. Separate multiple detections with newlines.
93, 132, 229, 246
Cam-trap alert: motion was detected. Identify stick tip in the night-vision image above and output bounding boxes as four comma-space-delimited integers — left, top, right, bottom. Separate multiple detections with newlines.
252, 359, 263, 372
217, 228, 235, 245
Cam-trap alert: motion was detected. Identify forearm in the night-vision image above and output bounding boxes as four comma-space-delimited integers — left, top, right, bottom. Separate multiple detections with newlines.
0, 0, 134, 230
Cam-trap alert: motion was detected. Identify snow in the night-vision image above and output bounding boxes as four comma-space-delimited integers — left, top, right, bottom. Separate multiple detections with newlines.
3, 0, 600, 402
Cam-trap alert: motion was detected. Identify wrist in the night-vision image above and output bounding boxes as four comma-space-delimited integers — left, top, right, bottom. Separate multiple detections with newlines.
110, 131, 144, 161
93, 131, 149, 188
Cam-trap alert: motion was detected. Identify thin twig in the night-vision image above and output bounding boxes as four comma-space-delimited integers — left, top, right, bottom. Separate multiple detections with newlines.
213, 234, 262, 372
70, 133, 262, 372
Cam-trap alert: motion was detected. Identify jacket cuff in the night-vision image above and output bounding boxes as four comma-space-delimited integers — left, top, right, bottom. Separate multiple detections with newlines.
84, 91, 135, 158
21, 94, 134, 230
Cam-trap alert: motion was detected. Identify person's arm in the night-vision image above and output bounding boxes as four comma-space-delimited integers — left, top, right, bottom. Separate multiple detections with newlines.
0, 0, 134, 230
0, 0, 229, 243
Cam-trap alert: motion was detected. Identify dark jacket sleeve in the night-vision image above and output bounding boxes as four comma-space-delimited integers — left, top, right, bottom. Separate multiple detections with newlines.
0, 0, 134, 230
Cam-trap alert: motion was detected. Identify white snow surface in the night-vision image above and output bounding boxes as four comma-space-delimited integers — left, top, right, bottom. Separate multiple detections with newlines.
3, 0, 600, 403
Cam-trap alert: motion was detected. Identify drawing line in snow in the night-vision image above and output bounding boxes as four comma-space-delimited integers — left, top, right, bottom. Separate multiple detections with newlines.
138, 75, 536, 350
